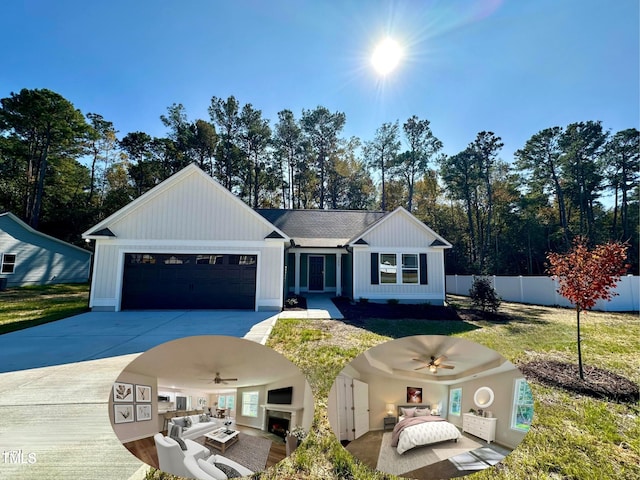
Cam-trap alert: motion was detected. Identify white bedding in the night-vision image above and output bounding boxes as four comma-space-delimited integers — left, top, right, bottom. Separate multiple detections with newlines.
396, 419, 462, 455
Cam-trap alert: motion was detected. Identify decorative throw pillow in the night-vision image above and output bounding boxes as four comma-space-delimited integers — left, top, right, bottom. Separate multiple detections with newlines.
415, 408, 429, 416
200, 414, 209, 422
197, 458, 227, 480
401, 407, 416, 417
169, 424, 182, 437
213, 462, 243, 478
184, 416, 192, 428
170, 435, 188, 451
172, 417, 186, 427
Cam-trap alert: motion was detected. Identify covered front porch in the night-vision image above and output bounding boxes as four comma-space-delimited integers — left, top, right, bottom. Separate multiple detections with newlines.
285, 248, 352, 298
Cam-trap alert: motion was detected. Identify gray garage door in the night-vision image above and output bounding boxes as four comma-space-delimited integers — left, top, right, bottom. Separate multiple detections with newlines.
121, 253, 257, 309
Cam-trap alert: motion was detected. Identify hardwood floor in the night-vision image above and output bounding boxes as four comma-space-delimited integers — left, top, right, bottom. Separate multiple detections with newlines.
123, 425, 287, 472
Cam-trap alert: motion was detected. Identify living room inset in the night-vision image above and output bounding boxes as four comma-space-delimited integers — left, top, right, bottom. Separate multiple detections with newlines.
108, 335, 314, 479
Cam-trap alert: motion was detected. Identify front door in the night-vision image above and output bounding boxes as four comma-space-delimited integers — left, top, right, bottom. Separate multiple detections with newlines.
308, 256, 324, 291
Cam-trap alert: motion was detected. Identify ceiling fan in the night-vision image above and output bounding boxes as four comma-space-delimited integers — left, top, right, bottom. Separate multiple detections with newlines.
413, 355, 455, 374
201, 372, 238, 385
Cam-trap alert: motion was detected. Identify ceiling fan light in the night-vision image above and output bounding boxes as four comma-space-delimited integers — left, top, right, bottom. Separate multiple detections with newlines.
429, 364, 437, 373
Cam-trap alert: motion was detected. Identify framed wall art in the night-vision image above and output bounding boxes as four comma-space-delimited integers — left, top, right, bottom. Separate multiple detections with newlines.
135, 385, 152, 403
113, 382, 133, 402
407, 386, 423, 404
136, 404, 152, 421
114, 404, 134, 424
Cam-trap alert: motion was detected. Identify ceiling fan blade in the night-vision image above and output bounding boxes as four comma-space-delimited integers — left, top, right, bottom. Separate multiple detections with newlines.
414, 365, 427, 371
438, 364, 455, 369
412, 358, 424, 363
433, 355, 447, 365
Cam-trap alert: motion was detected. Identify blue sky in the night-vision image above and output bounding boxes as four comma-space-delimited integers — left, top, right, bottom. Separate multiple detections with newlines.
2, 0, 638, 162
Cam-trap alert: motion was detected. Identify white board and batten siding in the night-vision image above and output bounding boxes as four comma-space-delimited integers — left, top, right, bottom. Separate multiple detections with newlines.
352, 208, 449, 305
0, 213, 91, 287
86, 166, 287, 311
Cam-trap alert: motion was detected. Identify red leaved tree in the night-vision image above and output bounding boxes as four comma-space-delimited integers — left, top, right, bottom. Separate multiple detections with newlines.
546, 237, 629, 380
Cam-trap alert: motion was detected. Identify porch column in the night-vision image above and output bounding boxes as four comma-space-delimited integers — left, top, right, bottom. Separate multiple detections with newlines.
294, 251, 301, 295
336, 253, 342, 297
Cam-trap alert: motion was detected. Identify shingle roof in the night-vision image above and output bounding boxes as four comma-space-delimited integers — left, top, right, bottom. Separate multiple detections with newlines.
255, 209, 386, 247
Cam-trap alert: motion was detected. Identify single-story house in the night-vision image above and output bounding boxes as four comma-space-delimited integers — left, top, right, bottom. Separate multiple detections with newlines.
83, 164, 451, 311
0, 212, 92, 288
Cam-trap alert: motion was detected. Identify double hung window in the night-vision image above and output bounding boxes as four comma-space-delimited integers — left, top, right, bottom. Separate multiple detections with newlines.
1, 254, 16, 274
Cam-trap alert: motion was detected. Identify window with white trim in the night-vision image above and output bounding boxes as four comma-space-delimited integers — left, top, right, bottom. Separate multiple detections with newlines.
511, 378, 534, 432
1, 254, 16, 274
449, 388, 462, 416
241, 391, 259, 418
378, 253, 420, 284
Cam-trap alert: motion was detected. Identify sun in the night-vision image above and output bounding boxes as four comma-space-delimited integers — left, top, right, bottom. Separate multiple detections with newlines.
371, 37, 403, 75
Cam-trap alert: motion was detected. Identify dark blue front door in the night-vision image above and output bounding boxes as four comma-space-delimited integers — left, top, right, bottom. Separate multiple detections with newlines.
309, 256, 324, 291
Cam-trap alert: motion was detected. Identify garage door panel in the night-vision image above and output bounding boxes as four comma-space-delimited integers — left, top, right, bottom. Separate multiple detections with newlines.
121, 253, 257, 310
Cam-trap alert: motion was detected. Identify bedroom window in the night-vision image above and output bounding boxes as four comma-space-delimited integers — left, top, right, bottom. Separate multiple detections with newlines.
449, 388, 462, 416
241, 391, 259, 418
511, 379, 534, 432
1, 254, 16, 274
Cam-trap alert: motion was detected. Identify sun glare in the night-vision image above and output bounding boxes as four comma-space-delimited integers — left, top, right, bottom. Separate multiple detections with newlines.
371, 37, 403, 75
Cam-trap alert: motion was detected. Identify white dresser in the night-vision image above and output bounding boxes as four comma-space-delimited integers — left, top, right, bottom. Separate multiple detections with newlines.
462, 413, 497, 443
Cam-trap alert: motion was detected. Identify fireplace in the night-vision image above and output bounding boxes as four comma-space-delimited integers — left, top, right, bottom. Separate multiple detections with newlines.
267, 415, 290, 439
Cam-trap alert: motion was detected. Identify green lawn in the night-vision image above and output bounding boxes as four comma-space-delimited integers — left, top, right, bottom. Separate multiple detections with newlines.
260, 297, 640, 480
0, 283, 90, 335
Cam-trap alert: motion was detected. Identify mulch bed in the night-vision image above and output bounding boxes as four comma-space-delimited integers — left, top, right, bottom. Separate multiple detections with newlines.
519, 360, 639, 403
331, 297, 461, 321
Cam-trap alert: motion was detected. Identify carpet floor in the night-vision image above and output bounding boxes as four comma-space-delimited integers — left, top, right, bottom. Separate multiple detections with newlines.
196, 432, 272, 473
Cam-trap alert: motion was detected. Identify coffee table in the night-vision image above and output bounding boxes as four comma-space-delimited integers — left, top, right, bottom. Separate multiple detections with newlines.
204, 427, 239, 454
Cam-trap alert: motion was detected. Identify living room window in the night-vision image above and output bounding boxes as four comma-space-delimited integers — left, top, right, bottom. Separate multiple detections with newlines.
449, 388, 462, 416
241, 391, 259, 418
1, 253, 16, 274
511, 378, 534, 432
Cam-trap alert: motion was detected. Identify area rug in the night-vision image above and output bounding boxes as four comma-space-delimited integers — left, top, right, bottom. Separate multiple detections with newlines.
197, 432, 272, 473
376, 432, 482, 476
449, 447, 506, 471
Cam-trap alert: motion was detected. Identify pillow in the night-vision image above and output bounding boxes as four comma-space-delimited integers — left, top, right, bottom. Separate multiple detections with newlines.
184, 416, 192, 428
169, 424, 182, 437
415, 408, 429, 417
200, 414, 209, 422
197, 458, 227, 480
169, 435, 188, 451
172, 417, 186, 427
213, 462, 243, 478
400, 407, 416, 418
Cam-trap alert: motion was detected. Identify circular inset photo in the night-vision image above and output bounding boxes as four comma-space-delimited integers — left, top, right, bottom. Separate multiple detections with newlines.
327, 335, 533, 479
109, 336, 314, 478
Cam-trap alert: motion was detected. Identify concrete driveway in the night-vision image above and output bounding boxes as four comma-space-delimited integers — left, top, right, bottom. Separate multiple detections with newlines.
0, 309, 280, 480
0, 310, 279, 373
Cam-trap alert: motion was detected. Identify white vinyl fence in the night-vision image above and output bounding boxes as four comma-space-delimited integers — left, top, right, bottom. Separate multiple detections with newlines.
446, 275, 639, 312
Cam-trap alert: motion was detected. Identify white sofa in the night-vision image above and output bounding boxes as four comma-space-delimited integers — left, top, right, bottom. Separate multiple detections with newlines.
168, 414, 221, 440
184, 454, 253, 480
154, 433, 209, 478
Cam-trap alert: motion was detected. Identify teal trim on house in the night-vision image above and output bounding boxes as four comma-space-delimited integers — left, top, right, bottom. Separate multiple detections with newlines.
286, 252, 295, 289
325, 255, 336, 288
341, 253, 353, 298
300, 254, 308, 288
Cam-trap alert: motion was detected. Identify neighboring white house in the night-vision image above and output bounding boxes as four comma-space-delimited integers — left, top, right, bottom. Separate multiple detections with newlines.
0, 212, 92, 288
83, 164, 451, 311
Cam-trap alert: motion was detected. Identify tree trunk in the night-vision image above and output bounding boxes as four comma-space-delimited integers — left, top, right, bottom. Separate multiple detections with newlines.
576, 306, 584, 380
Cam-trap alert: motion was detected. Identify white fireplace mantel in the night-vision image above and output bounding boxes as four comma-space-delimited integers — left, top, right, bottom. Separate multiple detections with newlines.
261, 404, 304, 430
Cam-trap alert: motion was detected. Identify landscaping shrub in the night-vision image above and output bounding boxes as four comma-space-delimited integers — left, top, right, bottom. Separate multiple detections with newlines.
469, 277, 501, 313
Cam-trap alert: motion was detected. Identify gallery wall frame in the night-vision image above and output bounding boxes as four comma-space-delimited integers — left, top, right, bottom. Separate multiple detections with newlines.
136, 404, 152, 421
136, 384, 152, 403
114, 404, 134, 423
113, 382, 133, 402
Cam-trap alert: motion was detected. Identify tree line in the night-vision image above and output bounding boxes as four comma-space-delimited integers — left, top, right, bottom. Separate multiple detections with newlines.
0, 88, 637, 275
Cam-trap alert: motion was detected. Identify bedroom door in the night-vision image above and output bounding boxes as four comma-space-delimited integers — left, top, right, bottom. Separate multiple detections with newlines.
352, 378, 370, 439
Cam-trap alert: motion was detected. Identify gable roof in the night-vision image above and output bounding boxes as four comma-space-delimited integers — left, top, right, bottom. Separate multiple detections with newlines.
0, 212, 92, 256
83, 164, 289, 241
256, 209, 386, 247
348, 206, 452, 248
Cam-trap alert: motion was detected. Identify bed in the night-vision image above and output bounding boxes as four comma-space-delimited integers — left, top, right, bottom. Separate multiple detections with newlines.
392, 405, 462, 455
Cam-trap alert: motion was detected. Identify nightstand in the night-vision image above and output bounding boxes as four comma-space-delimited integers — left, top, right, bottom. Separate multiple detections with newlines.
383, 416, 397, 431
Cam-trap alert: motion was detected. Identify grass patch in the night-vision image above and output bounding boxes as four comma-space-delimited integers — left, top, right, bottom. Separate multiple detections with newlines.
0, 283, 90, 335
262, 298, 640, 480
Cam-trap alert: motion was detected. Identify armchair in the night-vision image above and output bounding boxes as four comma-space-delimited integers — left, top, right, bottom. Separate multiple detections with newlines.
153, 433, 209, 478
